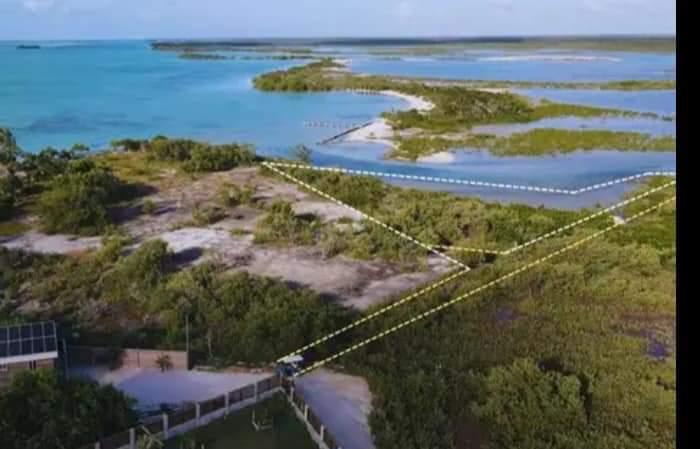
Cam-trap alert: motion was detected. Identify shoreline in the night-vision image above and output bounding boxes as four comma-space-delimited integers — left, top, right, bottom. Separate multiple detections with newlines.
342, 89, 434, 148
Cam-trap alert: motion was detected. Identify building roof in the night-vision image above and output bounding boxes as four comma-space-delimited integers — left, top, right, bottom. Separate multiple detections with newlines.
0, 321, 58, 364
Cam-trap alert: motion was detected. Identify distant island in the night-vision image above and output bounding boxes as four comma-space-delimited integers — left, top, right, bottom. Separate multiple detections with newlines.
16, 44, 41, 50
151, 35, 676, 53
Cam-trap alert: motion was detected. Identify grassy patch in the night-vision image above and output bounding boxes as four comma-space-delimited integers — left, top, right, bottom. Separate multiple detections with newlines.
0, 221, 30, 236
165, 393, 315, 449
94, 151, 180, 187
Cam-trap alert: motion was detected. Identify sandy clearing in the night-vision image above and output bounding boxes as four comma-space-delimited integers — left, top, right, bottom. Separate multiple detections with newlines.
0, 231, 102, 254
0, 166, 452, 310
343, 118, 394, 145
126, 227, 454, 310
292, 200, 364, 222
296, 369, 375, 449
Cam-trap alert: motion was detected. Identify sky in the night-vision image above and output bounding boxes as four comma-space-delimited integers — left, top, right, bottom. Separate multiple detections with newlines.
0, 0, 676, 40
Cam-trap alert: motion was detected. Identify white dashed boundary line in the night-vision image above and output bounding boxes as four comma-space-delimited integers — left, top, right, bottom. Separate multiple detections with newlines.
269, 163, 674, 363
265, 162, 676, 196
263, 162, 470, 270
295, 195, 676, 377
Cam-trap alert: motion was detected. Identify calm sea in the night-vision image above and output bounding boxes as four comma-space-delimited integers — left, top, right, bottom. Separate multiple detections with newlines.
0, 40, 676, 208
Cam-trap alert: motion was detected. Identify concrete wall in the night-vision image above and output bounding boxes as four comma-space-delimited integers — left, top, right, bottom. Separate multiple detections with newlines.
91, 375, 281, 449
120, 349, 188, 370
69, 346, 188, 371
88, 374, 344, 449
0, 358, 55, 389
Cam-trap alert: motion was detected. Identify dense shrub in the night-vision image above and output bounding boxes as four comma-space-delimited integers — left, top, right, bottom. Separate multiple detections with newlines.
160, 264, 350, 363
469, 358, 590, 449
0, 176, 19, 220
103, 239, 172, 304
0, 369, 137, 449
254, 200, 321, 246
18, 146, 90, 186
192, 204, 228, 225
181, 143, 256, 172
218, 183, 256, 207
37, 159, 125, 234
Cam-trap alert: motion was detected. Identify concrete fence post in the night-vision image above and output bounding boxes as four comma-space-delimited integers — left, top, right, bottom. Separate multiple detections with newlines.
195, 403, 201, 426
304, 404, 309, 421
94, 442, 100, 449
320, 424, 325, 440
254, 381, 259, 402
129, 428, 136, 449
225, 393, 230, 415
162, 413, 169, 439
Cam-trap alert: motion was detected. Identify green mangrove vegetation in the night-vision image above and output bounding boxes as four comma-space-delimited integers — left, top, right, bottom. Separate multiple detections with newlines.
254, 60, 668, 129
253, 60, 675, 159
254, 169, 675, 449
384, 76, 676, 91
176, 51, 319, 61
0, 130, 260, 235
152, 36, 676, 54
178, 51, 228, 60
0, 239, 352, 365
337, 180, 675, 449
1, 126, 676, 449
392, 129, 676, 160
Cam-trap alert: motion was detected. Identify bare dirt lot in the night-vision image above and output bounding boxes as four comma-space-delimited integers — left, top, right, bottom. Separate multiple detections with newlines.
2, 166, 451, 310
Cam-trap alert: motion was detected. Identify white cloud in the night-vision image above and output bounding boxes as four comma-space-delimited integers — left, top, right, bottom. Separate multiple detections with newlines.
22, 0, 55, 13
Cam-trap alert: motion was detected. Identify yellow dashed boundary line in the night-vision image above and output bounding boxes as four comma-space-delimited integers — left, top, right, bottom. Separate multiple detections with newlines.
434, 180, 676, 255
263, 162, 470, 270
268, 163, 675, 363
276, 267, 470, 362
295, 195, 676, 377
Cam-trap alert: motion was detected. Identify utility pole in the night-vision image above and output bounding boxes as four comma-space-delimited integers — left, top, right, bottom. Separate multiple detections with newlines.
62, 338, 69, 378
185, 312, 190, 369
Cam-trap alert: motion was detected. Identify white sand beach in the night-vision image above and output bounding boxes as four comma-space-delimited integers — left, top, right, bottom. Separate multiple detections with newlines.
416, 151, 457, 164
343, 90, 434, 146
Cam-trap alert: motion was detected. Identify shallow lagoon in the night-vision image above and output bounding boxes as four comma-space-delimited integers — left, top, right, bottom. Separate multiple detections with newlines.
311, 144, 675, 209
1, 41, 676, 208
0, 41, 402, 152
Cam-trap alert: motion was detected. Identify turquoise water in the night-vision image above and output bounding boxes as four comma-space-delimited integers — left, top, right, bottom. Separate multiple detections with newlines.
0, 41, 402, 152
0, 40, 676, 208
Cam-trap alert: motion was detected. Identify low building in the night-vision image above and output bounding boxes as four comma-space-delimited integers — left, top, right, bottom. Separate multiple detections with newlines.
0, 321, 59, 388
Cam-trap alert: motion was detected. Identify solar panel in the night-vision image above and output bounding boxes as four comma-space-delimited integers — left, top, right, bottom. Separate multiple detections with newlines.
0, 321, 58, 362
